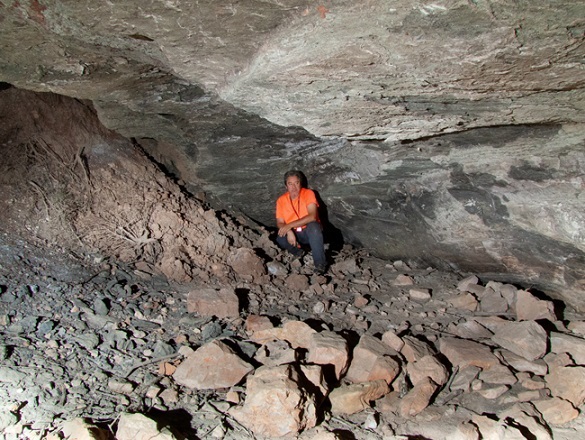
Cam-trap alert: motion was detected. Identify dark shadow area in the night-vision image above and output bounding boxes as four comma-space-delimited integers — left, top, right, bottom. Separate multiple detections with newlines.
143, 408, 194, 439
235, 287, 250, 314
314, 189, 345, 256
330, 429, 357, 439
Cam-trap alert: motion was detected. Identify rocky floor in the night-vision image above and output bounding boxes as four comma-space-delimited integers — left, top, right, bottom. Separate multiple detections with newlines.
2, 232, 585, 440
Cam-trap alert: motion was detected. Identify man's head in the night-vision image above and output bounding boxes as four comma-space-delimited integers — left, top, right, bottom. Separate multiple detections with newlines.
284, 170, 305, 199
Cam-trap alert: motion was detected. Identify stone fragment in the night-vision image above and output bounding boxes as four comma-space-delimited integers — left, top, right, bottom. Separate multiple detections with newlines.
451, 421, 480, 440
393, 274, 414, 286
227, 247, 266, 277
409, 288, 431, 302
229, 365, 318, 437
173, 339, 253, 389
533, 397, 579, 425
549, 331, 585, 364
159, 388, 178, 404
329, 379, 390, 415
280, 320, 317, 349
476, 384, 509, 399
472, 316, 508, 333
187, 287, 239, 319
61, 418, 108, 440
401, 335, 434, 363
306, 331, 349, 380
346, 334, 400, 384
116, 413, 177, 440
449, 319, 493, 340
478, 288, 508, 314
300, 364, 329, 399
543, 351, 573, 369
381, 329, 405, 352
491, 321, 547, 360
495, 349, 548, 376
254, 339, 297, 367
457, 275, 479, 292
515, 290, 556, 321
499, 284, 518, 306
516, 373, 545, 390
108, 380, 134, 395
266, 261, 287, 276
331, 258, 360, 275
450, 366, 481, 392
286, 273, 310, 291
406, 355, 449, 386
249, 320, 316, 348
375, 390, 401, 414
498, 404, 552, 440
245, 315, 273, 334
478, 364, 517, 385
546, 365, 585, 406
398, 377, 438, 418
439, 337, 500, 369
567, 320, 585, 337
470, 414, 523, 440
448, 293, 479, 312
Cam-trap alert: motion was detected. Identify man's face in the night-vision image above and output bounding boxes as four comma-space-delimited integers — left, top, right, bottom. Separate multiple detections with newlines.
286, 176, 301, 199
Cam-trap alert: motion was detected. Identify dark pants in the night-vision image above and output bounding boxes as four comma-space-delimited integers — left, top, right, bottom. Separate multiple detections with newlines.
276, 221, 326, 268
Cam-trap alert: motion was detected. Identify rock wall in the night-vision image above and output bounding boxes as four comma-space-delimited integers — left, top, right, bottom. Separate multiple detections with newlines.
0, 1, 584, 308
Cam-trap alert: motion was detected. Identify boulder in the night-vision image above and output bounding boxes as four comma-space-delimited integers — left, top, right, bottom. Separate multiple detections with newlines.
491, 321, 548, 361
187, 287, 239, 319
329, 380, 390, 415
173, 339, 253, 389
229, 365, 318, 437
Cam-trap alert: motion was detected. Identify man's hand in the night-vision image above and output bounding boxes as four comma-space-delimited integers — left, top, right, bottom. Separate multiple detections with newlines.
286, 230, 297, 247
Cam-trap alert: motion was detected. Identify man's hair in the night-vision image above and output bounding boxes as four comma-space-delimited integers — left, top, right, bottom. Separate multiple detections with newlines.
283, 170, 305, 187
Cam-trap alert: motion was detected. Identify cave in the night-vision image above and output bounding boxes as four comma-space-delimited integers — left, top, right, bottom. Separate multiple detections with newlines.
1, 1, 584, 439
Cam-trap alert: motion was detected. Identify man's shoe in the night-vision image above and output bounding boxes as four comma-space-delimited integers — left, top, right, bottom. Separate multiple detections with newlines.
290, 248, 305, 259
314, 264, 327, 275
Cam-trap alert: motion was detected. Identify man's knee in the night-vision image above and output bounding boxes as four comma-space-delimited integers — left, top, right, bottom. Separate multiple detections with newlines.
305, 221, 322, 235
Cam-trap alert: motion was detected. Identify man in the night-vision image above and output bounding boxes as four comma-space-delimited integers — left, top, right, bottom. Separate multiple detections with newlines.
275, 170, 327, 274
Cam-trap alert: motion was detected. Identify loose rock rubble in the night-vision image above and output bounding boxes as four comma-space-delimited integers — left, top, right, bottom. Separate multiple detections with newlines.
2, 233, 585, 440
2, 110, 585, 439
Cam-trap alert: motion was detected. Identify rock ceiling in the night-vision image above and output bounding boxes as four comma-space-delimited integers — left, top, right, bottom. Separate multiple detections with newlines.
1, 0, 585, 308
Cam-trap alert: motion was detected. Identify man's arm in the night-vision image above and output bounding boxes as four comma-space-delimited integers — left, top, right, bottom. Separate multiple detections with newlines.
277, 203, 318, 237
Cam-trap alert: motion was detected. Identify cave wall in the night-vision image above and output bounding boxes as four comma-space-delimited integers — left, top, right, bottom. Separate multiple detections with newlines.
1, 1, 584, 308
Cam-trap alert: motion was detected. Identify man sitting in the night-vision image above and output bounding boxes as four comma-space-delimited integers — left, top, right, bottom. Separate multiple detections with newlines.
275, 170, 326, 274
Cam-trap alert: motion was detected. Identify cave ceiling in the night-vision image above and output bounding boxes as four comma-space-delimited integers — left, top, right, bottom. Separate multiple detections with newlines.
1, 0, 585, 308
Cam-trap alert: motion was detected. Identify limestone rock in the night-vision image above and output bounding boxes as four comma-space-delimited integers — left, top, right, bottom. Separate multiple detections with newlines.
515, 290, 556, 321
116, 413, 177, 440
381, 329, 405, 352
229, 365, 318, 437
495, 349, 548, 376
439, 337, 500, 369
533, 397, 579, 426
306, 331, 349, 381
491, 321, 548, 361
345, 334, 400, 384
61, 418, 109, 440
329, 380, 390, 415
549, 331, 585, 364
173, 339, 253, 390
254, 339, 297, 367
187, 288, 239, 319
227, 247, 266, 278
398, 377, 438, 418
406, 355, 449, 387
245, 314, 273, 334
546, 365, 585, 407
449, 293, 479, 312
401, 335, 435, 363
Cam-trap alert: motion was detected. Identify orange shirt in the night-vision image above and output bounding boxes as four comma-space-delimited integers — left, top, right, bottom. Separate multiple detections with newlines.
276, 188, 319, 226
